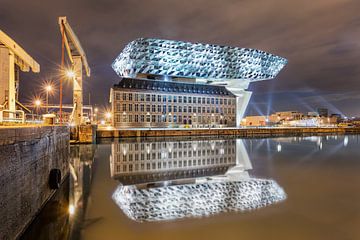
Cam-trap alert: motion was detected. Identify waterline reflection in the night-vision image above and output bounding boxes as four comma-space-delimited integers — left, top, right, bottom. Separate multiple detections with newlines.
110, 138, 286, 222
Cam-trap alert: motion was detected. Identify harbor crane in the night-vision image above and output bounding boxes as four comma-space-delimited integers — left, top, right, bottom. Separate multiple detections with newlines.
0, 30, 40, 121
58, 16, 90, 125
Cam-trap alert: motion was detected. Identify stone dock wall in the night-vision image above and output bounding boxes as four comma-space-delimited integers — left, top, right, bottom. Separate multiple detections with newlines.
0, 125, 69, 240
97, 127, 360, 138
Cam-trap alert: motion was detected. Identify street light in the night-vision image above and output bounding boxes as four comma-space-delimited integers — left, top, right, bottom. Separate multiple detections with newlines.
105, 112, 112, 125
34, 99, 41, 119
66, 69, 76, 78
59, 69, 76, 123
93, 107, 98, 123
44, 84, 53, 113
35, 99, 41, 106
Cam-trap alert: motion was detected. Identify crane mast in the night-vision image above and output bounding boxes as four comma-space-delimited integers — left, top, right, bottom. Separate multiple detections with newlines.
0, 30, 40, 120
58, 16, 90, 125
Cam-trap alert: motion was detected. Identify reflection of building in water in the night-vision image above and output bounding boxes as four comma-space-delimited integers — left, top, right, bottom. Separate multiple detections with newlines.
110, 139, 242, 184
111, 138, 286, 222
113, 178, 286, 222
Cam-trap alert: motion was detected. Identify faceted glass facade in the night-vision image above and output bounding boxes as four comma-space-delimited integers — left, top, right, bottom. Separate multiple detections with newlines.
112, 38, 287, 81
113, 179, 286, 222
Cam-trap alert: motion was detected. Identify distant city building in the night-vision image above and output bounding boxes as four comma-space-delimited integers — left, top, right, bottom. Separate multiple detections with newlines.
110, 38, 287, 128
317, 108, 328, 117
330, 113, 341, 121
241, 115, 267, 127
307, 112, 319, 117
110, 78, 237, 128
268, 111, 303, 124
242, 110, 339, 127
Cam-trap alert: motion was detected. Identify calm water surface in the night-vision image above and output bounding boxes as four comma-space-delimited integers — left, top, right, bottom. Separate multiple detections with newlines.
22, 135, 360, 240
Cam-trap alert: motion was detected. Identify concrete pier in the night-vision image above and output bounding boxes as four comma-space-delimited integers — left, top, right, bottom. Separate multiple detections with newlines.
70, 124, 97, 144
0, 125, 69, 239
97, 127, 360, 138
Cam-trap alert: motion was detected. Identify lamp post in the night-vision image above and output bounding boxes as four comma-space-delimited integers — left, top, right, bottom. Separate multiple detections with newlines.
34, 99, 41, 120
59, 69, 75, 123
94, 107, 98, 123
45, 84, 53, 114
105, 111, 112, 125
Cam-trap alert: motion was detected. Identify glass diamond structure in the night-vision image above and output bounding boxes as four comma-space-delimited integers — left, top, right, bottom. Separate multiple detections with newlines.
112, 178, 286, 222
112, 38, 287, 81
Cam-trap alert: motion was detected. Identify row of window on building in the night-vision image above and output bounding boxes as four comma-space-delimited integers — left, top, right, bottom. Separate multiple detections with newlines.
114, 147, 235, 162
115, 92, 235, 105
114, 141, 236, 152
115, 103, 235, 115
114, 114, 234, 124
114, 156, 235, 173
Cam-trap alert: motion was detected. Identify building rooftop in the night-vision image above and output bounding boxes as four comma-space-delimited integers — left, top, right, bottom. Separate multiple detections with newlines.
113, 77, 236, 97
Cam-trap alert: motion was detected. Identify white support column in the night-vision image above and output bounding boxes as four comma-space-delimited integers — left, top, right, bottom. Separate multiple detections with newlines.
8, 50, 15, 116
0, 46, 9, 108
235, 90, 252, 127
0, 46, 16, 118
225, 139, 252, 180
73, 56, 83, 125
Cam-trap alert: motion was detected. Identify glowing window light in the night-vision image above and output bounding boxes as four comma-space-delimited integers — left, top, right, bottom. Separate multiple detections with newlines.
69, 204, 75, 216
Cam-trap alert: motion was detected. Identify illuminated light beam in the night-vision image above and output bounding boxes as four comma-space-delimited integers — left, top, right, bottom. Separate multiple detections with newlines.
315, 95, 344, 116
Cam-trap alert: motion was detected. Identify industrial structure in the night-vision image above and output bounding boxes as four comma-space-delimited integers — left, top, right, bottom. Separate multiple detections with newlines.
0, 30, 40, 122
58, 16, 90, 125
111, 38, 287, 128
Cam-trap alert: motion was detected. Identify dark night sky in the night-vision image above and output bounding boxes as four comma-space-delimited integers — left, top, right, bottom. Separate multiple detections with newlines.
1, 0, 360, 116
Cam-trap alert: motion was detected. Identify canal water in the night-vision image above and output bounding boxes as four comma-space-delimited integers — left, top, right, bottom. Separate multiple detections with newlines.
21, 135, 360, 240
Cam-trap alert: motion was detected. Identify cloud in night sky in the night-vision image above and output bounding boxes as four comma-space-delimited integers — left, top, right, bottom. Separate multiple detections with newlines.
1, 0, 360, 116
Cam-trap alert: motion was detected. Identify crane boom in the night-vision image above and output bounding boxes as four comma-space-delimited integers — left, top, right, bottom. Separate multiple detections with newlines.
58, 17, 90, 77
0, 30, 40, 73
0, 30, 40, 120
58, 16, 90, 126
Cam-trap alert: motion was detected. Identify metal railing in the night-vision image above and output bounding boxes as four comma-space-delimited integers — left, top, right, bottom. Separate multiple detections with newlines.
0, 110, 25, 123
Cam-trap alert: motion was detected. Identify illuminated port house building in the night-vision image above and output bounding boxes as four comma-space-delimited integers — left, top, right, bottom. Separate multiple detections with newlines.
111, 38, 287, 128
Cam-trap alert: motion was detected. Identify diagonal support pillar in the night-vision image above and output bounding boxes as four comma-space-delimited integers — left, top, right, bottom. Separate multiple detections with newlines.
0, 46, 16, 117
73, 56, 83, 125
235, 91, 252, 127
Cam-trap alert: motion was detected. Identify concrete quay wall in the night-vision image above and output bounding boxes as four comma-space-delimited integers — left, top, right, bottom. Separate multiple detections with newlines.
97, 127, 360, 138
0, 125, 70, 240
